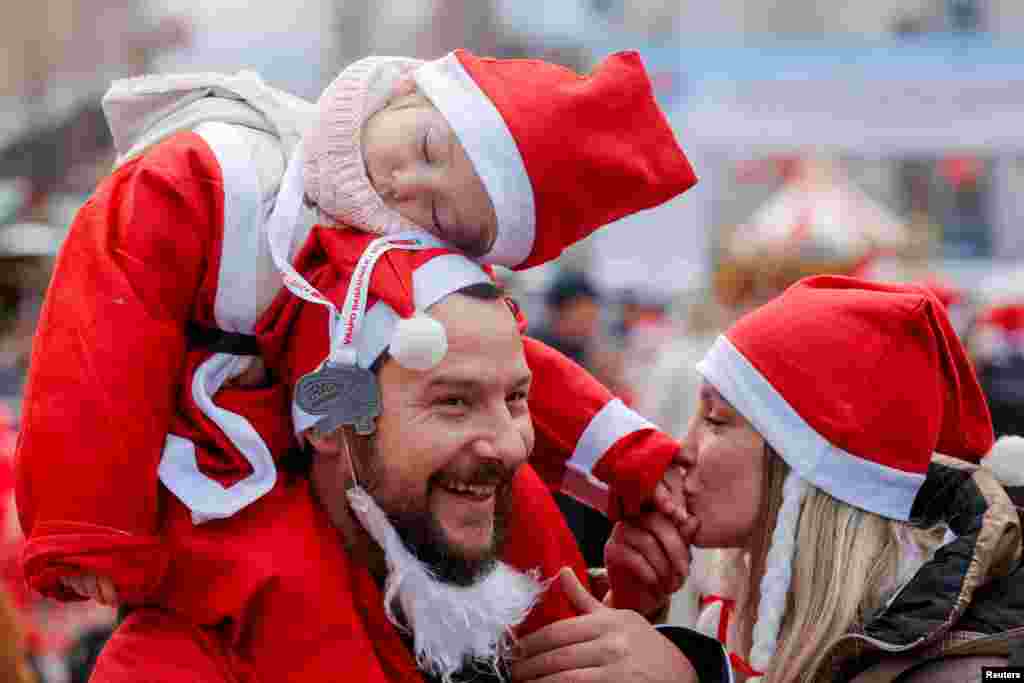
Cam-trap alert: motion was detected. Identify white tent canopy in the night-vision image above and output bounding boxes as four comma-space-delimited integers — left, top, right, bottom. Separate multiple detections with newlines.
727, 158, 909, 262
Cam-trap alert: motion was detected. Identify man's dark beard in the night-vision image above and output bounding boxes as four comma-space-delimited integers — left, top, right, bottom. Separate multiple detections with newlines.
386, 479, 512, 587
355, 437, 516, 587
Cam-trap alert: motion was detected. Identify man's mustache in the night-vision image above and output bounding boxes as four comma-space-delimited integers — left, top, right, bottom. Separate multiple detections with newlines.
434, 459, 517, 489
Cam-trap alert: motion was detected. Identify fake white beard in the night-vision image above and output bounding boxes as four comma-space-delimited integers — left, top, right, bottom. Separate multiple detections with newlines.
347, 484, 547, 683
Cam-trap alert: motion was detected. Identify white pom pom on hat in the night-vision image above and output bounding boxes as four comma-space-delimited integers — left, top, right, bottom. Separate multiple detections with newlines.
982, 435, 1024, 487
390, 312, 448, 371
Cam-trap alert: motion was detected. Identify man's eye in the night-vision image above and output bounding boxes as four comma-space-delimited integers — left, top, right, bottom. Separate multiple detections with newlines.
703, 415, 726, 427
507, 390, 528, 403
437, 396, 467, 408
422, 128, 432, 163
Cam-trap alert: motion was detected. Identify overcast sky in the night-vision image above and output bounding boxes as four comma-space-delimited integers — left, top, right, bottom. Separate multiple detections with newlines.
151, 0, 335, 97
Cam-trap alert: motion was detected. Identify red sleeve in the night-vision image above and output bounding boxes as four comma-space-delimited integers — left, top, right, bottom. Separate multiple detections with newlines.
523, 336, 678, 521
15, 131, 224, 602
503, 464, 590, 635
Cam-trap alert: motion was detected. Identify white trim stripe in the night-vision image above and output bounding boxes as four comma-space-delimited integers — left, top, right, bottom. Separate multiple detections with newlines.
414, 53, 536, 268
158, 353, 277, 523
696, 336, 925, 521
567, 398, 656, 491
196, 122, 282, 334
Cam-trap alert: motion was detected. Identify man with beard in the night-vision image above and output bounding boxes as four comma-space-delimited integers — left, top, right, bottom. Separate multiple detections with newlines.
87, 230, 693, 682
23, 48, 696, 617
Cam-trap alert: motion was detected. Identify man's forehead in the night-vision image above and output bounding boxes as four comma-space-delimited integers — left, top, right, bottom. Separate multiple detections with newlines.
423, 368, 531, 391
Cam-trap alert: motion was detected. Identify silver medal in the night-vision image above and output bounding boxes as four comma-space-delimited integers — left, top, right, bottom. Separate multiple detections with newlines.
294, 362, 381, 435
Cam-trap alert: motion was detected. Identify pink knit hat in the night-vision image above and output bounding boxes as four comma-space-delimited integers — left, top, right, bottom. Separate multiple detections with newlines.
303, 55, 426, 235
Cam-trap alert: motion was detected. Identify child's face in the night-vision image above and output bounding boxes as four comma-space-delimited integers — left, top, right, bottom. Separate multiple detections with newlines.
362, 88, 498, 257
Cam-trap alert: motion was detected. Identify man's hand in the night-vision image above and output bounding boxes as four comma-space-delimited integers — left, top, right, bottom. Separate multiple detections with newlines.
606, 461, 697, 616
509, 567, 698, 683
604, 509, 698, 617
60, 574, 119, 607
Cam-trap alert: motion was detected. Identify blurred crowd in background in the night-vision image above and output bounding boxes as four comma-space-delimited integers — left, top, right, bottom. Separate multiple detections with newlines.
2, 0, 1024, 680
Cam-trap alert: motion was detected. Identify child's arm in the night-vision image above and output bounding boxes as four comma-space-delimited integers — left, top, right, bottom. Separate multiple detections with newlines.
16, 131, 226, 603
522, 336, 683, 521
521, 336, 692, 612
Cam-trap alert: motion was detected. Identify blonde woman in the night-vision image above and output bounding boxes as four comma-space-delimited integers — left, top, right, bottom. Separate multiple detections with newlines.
511, 276, 1023, 683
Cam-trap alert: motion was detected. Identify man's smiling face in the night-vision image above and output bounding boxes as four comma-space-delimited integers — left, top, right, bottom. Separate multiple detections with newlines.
358, 291, 532, 583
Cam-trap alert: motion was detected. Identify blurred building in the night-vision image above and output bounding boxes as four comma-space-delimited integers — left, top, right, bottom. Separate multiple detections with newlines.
672, 0, 1024, 267
326, 0, 593, 82
1, 0, 187, 150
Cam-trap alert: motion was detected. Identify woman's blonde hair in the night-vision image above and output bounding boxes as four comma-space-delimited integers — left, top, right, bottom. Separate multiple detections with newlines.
720, 448, 940, 683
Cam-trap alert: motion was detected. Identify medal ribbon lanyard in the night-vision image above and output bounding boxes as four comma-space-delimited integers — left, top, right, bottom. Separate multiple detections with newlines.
266, 142, 445, 366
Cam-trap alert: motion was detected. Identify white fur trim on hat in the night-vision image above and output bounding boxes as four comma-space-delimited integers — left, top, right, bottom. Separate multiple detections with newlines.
391, 313, 447, 371
303, 56, 425, 233
982, 435, 1024, 487
697, 335, 925, 522
414, 52, 536, 268
749, 470, 808, 680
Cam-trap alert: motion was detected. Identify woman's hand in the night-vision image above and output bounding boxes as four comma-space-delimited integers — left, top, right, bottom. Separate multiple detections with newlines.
509, 568, 698, 683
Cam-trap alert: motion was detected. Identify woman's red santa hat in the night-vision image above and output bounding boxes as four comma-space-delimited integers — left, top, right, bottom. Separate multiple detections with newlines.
303, 49, 697, 269
695, 275, 994, 679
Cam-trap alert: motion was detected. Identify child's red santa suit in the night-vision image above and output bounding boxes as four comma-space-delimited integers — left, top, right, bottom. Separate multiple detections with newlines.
16, 50, 697, 605
90, 232, 592, 682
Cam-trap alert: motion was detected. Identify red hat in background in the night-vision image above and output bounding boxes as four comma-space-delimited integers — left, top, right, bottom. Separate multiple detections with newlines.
698, 275, 994, 522
258, 228, 493, 435
970, 304, 1024, 363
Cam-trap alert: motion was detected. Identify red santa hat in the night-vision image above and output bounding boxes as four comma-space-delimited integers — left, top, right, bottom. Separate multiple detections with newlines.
259, 228, 493, 436
969, 304, 1024, 364
304, 49, 697, 270
695, 275, 994, 678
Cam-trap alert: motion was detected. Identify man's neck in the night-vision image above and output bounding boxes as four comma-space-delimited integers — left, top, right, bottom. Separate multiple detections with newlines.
343, 520, 389, 585
309, 455, 390, 582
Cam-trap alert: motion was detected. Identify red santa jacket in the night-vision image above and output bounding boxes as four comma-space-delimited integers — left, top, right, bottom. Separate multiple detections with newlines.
16, 126, 677, 603
87, 349, 590, 682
